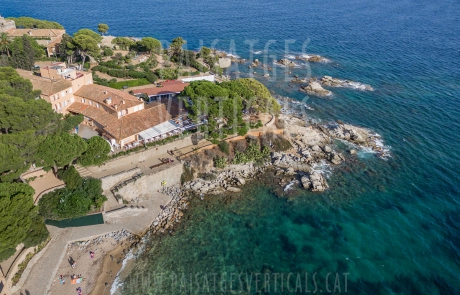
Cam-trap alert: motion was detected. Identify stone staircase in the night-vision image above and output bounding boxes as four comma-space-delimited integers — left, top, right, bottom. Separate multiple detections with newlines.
74, 164, 92, 177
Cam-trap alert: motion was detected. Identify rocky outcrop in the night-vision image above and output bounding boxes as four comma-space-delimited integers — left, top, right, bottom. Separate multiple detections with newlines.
320, 76, 374, 91
323, 123, 369, 145
277, 59, 297, 67
300, 81, 332, 97
295, 54, 329, 63
301, 171, 329, 192
183, 164, 262, 195
250, 59, 261, 67
291, 75, 308, 83
218, 57, 232, 69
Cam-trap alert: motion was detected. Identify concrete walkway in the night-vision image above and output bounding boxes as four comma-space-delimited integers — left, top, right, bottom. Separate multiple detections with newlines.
11, 192, 172, 295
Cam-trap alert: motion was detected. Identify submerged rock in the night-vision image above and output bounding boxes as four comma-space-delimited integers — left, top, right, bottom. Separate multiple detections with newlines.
226, 186, 241, 193
295, 54, 329, 63
277, 58, 297, 67
320, 76, 374, 91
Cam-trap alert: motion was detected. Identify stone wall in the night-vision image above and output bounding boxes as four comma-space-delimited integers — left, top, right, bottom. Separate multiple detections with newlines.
100, 167, 141, 191
116, 163, 182, 201
90, 136, 194, 174
21, 168, 47, 180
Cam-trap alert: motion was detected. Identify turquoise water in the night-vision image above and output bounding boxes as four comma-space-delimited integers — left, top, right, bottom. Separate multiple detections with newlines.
3, 0, 460, 293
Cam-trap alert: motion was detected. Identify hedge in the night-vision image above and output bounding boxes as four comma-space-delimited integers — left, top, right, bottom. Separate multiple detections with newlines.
108, 78, 151, 89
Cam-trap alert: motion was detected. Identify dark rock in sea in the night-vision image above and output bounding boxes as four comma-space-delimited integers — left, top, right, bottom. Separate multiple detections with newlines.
279, 233, 297, 254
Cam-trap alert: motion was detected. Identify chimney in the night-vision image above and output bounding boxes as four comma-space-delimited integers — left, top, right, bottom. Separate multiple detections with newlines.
121, 99, 125, 104
103, 90, 107, 95
114, 104, 118, 110
105, 97, 112, 105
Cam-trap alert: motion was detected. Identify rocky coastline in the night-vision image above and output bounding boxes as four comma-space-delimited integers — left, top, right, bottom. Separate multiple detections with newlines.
112, 113, 389, 292
129, 112, 388, 240
296, 76, 374, 97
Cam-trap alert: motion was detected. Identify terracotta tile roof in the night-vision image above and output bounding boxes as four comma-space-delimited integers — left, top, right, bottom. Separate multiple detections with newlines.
136, 81, 189, 96
16, 69, 72, 96
45, 37, 62, 48
7, 28, 65, 38
75, 84, 142, 111
147, 98, 188, 118
67, 102, 171, 140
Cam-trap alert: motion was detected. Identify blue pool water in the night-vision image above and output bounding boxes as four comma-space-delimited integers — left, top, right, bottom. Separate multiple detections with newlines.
3, 0, 460, 293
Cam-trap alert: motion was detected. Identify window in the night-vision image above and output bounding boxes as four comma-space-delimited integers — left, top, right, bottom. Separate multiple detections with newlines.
96, 103, 100, 108
69, 88, 73, 93
70, 97, 74, 103
61, 91, 65, 97
89, 100, 92, 106
82, 98, 85, 103
63, 101, 67, 106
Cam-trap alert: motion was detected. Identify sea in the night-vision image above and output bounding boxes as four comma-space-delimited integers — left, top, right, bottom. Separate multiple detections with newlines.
3, 0, 460, 294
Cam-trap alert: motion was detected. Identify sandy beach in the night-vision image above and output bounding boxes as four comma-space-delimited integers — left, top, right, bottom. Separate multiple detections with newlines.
47, 231, 134, 295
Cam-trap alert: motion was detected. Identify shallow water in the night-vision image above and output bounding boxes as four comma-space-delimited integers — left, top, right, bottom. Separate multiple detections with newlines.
3, 0, 460, 293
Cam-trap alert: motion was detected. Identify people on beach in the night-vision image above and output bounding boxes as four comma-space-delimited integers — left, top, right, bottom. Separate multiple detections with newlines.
89, 251, 95, 258
60, 275, 65, 284
69, 257, 76, 268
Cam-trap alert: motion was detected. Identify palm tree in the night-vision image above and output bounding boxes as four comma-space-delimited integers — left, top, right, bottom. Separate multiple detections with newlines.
0, 32, 11, 57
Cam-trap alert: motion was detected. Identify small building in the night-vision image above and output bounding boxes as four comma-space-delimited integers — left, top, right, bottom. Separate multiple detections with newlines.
16, 65, 189, 149
0, 15, 15, 33
16, 63, 93, 113
134, 80, 189, 102
5, 24, 65, 57
68, 84, 186, 147
181, 75, 215, 83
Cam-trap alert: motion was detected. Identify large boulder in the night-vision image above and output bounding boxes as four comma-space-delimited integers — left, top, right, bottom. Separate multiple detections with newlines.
227, 186, 241, 193
191, 182, 202, 190
285, 167, 295, 175
300, 81, 332, 97
301, 176, 311, 189
218, 57, 232, 68
323, 145, 332, 153
235, 177, 246, 186
277, 59, 296, 67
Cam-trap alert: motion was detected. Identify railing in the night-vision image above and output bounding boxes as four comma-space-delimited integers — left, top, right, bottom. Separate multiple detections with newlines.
34, 184, 66, 204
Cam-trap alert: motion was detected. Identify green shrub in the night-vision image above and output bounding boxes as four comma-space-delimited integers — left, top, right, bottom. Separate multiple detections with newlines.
237, 125, 249, 136
218, 140, 229, 155
273, 136, 292, 152
108, 78, 150, 89
213, 156, 227, 168
57, 166, 82, 190
198, 172, 217, 181
181, 166, 195, 184
155, 68, 179, 80
38, 178, 107, 220
232, 144, 270, 165
78, 136, 111, 167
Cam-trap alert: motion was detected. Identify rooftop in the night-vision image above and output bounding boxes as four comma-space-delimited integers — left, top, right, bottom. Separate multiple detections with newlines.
67, 102, 171, 140
6, 28, 65, 38
136, 80, 189, 96
75, 84, 142, 111
16, 69, 72, 96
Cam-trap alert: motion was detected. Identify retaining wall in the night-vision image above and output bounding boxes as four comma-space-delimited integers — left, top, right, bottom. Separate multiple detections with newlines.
116, 164, 182, 201
89, 136, 194, 174
100, 167, 142, 191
